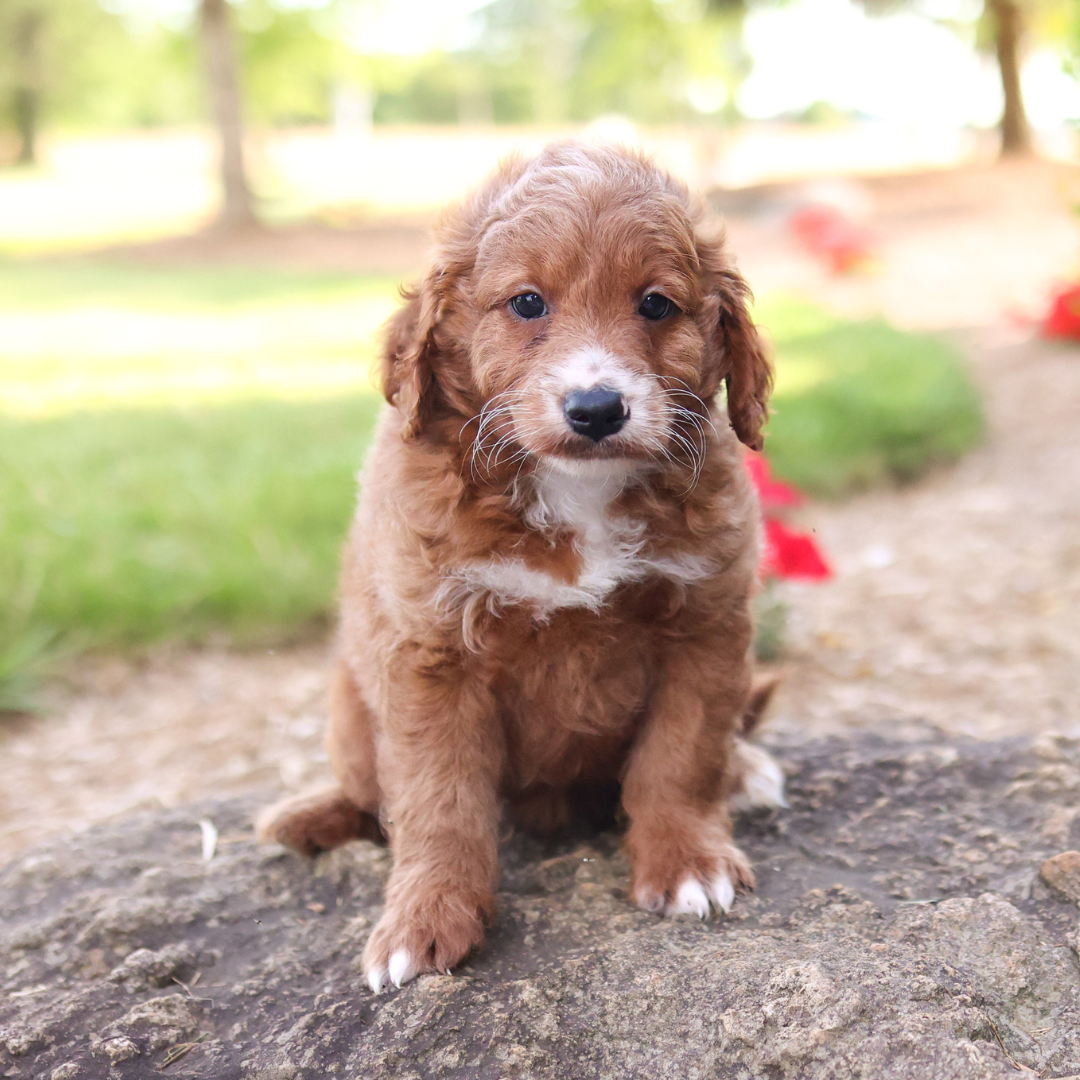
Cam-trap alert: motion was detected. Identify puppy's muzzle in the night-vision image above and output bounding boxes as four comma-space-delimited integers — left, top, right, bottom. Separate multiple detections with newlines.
563, 386, 629, 442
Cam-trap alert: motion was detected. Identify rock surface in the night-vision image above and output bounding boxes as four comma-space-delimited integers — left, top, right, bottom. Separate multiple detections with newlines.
1041, 852, 1080, 903
3, 731, 1080, 1080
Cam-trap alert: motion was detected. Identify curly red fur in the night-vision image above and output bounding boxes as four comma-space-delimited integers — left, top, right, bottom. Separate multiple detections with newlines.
259, 142, 778, 992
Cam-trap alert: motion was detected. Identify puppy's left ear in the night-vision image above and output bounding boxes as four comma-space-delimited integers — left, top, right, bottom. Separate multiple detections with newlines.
381, 269, 446, 441
699, 243, 774, 452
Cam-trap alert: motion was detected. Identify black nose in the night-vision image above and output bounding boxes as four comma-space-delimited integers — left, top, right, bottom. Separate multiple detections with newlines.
563, 386, 629, 442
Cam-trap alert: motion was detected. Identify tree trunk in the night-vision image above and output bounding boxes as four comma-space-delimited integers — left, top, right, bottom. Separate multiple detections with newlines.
986, 0, 1032, 157
199, 0, 258, 229
13, 9, 43, 166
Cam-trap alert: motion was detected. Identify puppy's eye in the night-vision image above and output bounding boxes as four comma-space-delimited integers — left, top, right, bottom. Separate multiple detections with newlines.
638, 292, 675, 321
509, 292, 547, 320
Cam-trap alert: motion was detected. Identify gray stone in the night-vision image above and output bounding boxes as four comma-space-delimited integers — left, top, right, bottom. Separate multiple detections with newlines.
2, 731, 1080, 1078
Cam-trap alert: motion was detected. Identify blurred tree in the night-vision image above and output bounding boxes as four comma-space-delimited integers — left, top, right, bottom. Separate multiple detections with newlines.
10, 5, 42, 163
200, 0, 258, 228
466, 0, 749, 125
0, 0, 197, 165
985, 0, 1031, 154
1, 0, 755, 144
860, 0, 1069, 158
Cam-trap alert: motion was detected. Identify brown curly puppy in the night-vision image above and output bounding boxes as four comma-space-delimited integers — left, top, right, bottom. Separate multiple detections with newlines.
259, 142, 785, 993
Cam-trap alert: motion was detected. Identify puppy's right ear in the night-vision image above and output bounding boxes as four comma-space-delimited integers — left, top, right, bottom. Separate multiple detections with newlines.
381, 273, 444, 440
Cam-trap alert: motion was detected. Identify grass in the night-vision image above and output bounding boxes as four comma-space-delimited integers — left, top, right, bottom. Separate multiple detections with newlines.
756, 295, 984, 498
0, 260, 400, 415
0, 262, 983, 710
1, 396, 381, 650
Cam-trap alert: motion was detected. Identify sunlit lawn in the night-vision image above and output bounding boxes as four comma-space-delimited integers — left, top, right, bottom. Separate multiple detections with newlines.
0, 258, 982, 710
757, 296, 984, 497
0, 260, 399, 413
0, 258, 398, 708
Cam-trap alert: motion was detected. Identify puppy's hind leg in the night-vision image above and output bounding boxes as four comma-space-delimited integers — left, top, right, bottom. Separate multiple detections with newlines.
257, 785, 382, 857
258, 659, 384, 856
728, 674, 787, 812
727, 739, 787, 813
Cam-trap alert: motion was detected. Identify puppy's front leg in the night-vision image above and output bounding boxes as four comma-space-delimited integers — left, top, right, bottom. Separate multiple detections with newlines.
622, 651, 755, 919
363, 649, 502, 993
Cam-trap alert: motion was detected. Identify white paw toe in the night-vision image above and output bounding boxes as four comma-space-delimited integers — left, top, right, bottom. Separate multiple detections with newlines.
731, 742, 788, 811
708, 871, 735, 914
667, 876, 711, 919
367, 964, 387, 995
388, 949, 419, 989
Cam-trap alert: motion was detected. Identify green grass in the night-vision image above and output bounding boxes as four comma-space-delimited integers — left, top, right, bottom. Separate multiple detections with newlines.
756, 295, 984, 498
0, 259, 393, 310
0, 265, 983, 711
1, 397, 381, 652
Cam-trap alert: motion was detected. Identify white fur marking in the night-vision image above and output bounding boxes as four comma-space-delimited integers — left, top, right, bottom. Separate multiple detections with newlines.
668, 876, 711, 919
709, 871, 735, 914
730, 742, 788, 812
550, 347, 646, 400
388, 949, 418, 989
367, 964, 387, 995
541, 347, 662, 450
442, 461, 711, 618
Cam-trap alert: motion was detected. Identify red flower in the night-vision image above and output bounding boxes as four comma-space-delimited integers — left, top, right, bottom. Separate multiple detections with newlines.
745, 452, 833, 582
744, 453, 802, 511
788, 205, 873, 275
761, 518, 833, 581
1042, 284, 1080, 341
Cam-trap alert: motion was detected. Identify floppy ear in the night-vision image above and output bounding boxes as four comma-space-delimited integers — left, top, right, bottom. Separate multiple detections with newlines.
380, 273, 444, 441
716, 268, 773, 451
698, 241, 774, 452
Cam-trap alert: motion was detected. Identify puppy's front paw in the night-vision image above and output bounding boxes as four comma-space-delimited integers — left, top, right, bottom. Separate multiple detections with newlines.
362, 888, 490, 994
632, 840, 754, 920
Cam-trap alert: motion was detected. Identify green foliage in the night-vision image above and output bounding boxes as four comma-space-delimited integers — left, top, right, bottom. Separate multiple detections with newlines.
751, 586, 787, 663
0, 0, 760, 141
238, 1, 340, 125
0, 256, 395, 710
0, 628, 59, 715
0, 0, 198, 141
466, 0, 747, 124
758, 295, 985, 498
0, 396, 380, 652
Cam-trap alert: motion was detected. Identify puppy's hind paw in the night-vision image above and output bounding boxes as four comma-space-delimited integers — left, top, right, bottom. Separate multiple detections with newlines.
729, 740, 788, 813
256, 786, 382, 857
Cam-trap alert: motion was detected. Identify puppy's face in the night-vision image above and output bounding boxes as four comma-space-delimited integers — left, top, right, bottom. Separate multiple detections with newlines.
467, 194, 717, 474
383, 145, 772, 471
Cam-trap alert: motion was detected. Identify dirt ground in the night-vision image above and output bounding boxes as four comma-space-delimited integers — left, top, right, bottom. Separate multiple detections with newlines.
2, 158, 1078, 862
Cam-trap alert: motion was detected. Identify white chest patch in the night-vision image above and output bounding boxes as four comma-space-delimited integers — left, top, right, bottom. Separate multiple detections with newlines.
442, 462, 711, 619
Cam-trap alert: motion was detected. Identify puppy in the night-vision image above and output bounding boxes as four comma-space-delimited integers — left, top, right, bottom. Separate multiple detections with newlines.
259, 142, 785, 993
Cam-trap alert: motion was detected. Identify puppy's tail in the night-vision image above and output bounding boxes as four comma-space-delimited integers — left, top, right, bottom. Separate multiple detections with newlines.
739, 673, 781, 738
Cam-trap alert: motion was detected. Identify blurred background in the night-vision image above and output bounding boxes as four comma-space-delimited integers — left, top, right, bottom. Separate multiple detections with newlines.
1, 0, 1079, 857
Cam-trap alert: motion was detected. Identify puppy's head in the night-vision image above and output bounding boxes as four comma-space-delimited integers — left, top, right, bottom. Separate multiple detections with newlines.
382, 143, 772, 477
